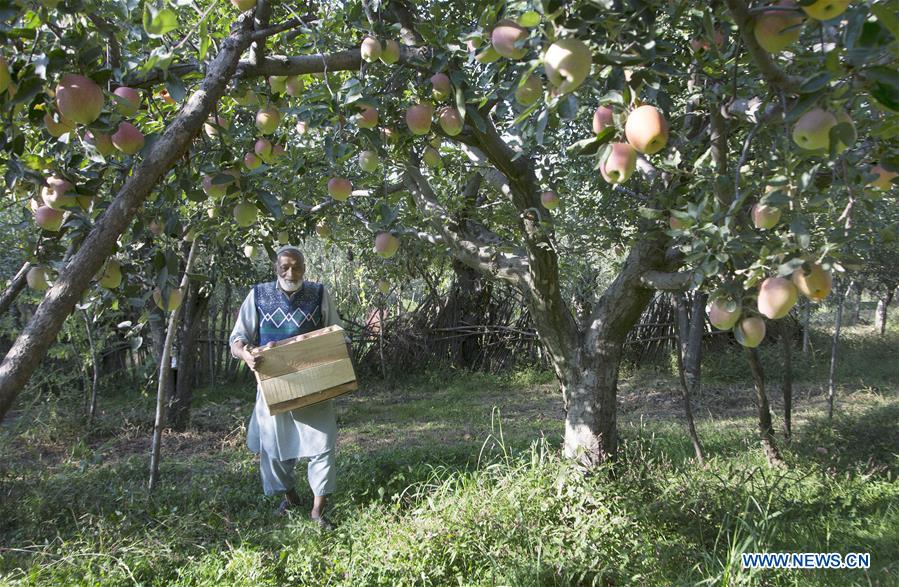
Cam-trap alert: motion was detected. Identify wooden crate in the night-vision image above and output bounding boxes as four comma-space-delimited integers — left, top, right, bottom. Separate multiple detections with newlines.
250, 325, 357, 415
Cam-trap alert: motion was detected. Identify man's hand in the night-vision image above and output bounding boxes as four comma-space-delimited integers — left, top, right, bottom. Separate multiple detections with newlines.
242, 348, 263, 371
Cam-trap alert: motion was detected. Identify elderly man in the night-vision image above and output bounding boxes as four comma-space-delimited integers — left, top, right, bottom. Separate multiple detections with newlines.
229, 245, 345, 529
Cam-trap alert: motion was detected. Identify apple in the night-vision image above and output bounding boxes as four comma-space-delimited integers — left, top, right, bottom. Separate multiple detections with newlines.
269, 144, 287, 162
541, 190, 560, 209
431, 73, 452, 101
543, 39, 592, 94
277, 231, 289, 245
802, 0, 850, 20
233, 88, 258, 106
361, 37, 382, 62
202, 169, 238, 197
669, 215, 688, 230
753, 1, 803, 53
0, 56, 10, 94
255, 106, 281, 135
231, 0, 256, 10
599, 143, 637, 184
153, 287, 184, 312
328, 177, 352, 201
254, 138, 273, 162
27, 266, 50, 291
244, 152, 261, 170
475, 45, 501, 64
791, 263, 832, 301
592, 105, 614, 134
233, 202, 257, 227
359, 149, 379, 172
56, 73, 104, 125
707, 298, 742, 330
44, 112, 74, 137
757, 276, 798, 319
99, 259, 122, 289
374, 232, 400, 258
625, 105, 669, 154
438, 107, 463, 136
381, 39, 400, 64
355, 105, 378, 129
792, 108, 837, 151
406, 103, 434, 135
295, 120, 308, 135
41, 176, 77, 209
268, 75, 287, 94
515, 74, 542, 106
735, 316, 766, 347
868, 164, 897, 190
491, 19, 528, 59
204, 115, 230, 138
113, 87, 141, 116
832, 110, 856, 154
751, 204, 781, 230
422, 146, 441, 168
285, 76, 304, 97
282, 202, 295, 216
35, 206, 64, 231
84, 130, 114, 156
315, 220, 331, 238
111, 121, 145, 155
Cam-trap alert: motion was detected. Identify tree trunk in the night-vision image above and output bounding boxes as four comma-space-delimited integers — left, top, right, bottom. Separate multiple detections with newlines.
801, 299, 811, 355
167, 282, 210, 431
828, 280, 851, 420
0, 23, 255, 422
674, 292, 705, 464
216, 284, 232, 382
82, 310, 100, 425
149, 241, 200, 490
849, 284, 861, 325
746, 347, 784, 467
875, 290, 893, 335
560, 239, 662, 468
0, 262, 32, 318
781, 320, 793, 440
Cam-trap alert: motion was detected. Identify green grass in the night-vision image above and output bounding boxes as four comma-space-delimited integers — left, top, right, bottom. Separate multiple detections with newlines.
0, 325, 897, 585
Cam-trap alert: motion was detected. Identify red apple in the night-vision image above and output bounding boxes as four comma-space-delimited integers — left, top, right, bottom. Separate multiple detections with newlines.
431, 73, 452, 101
328, 177, 352, 201
374, 232, 400, 258
438, 107, 463, 136
111, 121, 145, 155
592, 105, 614, 134
543, 39, 592, 94
625, 105, 669, 154
56, 73, 104, 124
113, 87, 141, 116
757, 277, 798, 319
541, 190, 560, 209
355, 105, 378, 129
406, 103, 434, 135
599, 143, 637, 184
491, 19, 528, 59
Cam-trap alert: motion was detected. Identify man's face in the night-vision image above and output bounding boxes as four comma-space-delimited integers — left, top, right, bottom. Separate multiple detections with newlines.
276, 254, 305, 290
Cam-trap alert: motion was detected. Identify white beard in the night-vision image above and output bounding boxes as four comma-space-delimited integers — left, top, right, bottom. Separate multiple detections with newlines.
278, 277, 302, 292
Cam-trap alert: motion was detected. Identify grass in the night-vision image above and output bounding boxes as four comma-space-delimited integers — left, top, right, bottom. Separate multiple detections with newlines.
0, 321, 897, 585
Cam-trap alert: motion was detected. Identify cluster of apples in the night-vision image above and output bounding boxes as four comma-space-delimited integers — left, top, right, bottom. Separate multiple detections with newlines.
590, 104, 669, 186
46, 74, 145, 156
708, 262, 833, 347
29, 174, 91, 231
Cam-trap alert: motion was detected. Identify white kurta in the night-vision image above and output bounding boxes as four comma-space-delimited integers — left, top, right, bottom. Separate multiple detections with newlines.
229, 282, 344, 461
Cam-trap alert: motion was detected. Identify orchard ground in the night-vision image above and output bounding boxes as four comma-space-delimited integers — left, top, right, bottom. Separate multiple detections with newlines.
0, 317, 896, 586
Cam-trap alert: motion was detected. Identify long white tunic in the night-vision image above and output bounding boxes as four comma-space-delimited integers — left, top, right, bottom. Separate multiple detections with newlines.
229, 283, 343, 461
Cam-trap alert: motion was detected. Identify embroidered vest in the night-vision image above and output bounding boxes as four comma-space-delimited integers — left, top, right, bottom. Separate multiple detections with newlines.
254, 280, 324, 345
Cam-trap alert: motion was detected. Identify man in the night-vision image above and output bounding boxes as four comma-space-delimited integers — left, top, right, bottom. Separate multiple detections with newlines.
229, 245, 345, 529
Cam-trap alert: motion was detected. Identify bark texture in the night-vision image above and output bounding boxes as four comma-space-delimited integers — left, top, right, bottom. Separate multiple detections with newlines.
746, 347, 784, 467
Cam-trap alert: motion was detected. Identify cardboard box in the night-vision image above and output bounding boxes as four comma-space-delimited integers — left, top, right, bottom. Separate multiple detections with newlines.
250, 325, 357, 415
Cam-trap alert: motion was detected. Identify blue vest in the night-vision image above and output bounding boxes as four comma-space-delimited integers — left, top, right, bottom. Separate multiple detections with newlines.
254, 280, 324, 345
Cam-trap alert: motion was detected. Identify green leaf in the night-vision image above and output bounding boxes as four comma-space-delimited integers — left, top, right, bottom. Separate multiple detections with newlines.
466, 108, 487, 133
871, 3, 899, 38
799, 72, 831, 94
143, 5, 179, 38
454, 85, 466, 122
257, 190, 282, 220
198, 20, 210, 61
567, 127, 613, 156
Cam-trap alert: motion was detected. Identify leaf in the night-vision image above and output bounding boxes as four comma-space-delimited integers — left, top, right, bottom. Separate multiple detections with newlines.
535, 107, 549, 146
871, 3, 899, 38
198, 21, 210, 61
799, 72, 831, 94
10, 76, 42, 105
257, 190, 282, 220
567, 127, 613, 156
165, 77, 187, 102
466, 108, 487, 133
454, 85, 466, 122
789, 215, 810, 249
143, 4, 178, 38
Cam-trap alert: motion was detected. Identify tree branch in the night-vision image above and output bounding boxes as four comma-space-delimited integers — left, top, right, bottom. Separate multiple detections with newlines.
641, 269, 697, 291
403, 166, 529, 286
723, 0, 802, 94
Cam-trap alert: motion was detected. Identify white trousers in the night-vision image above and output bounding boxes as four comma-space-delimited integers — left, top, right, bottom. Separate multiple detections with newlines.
259, 446, 336, 497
